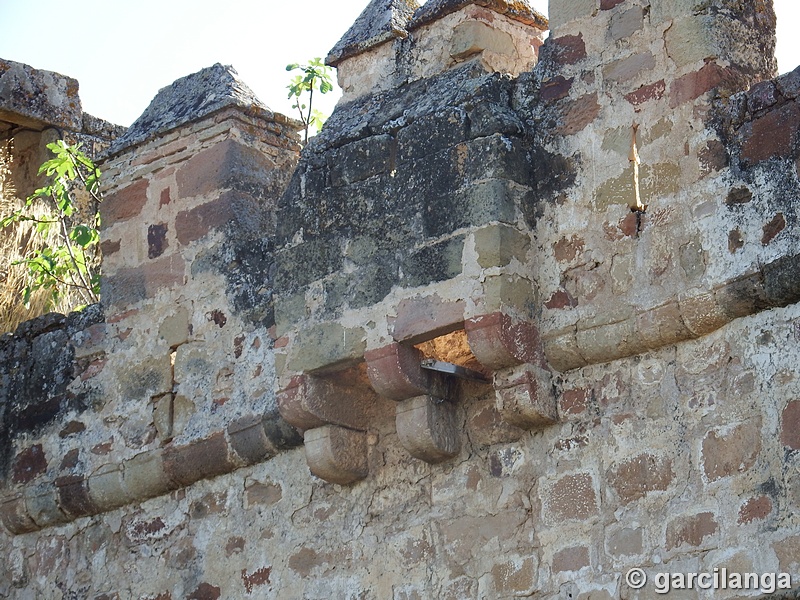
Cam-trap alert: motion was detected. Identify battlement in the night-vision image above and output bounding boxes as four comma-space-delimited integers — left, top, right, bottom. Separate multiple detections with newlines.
1, 0, 799, 597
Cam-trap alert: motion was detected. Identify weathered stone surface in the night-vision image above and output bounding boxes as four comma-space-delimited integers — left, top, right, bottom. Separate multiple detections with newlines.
396, 395, 460, 463
543, 473, 599, 523
304, 425, 369, 485
163, 434, 236, 487
466, 312, 542, 370
666, 512, 718, 550
326, 0, 419, 67
277, 374, 374, 431
410, 0, 547, 30
109, 64, 277, 155
608, 454, 674, 505
0, 58, 82, 130
548, 0, 595, 29
286, 322, 367, 373
450, 20, 515, 61
365, 343, 432, 401
702, 420, 761, 482
494, 364, 557, 428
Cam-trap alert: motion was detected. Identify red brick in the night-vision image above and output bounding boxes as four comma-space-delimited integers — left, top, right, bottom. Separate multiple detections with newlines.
466, 312, 544, 370
241, 567, 271, 594
669, 63, 730, 108
608, 454, 674, 504
781, 400, 800, 449
186, 583, 221, 600
365, 343, 431, 401
702, 420, 761, 481
699, 140, 728, 176
59, 421, 86, 438
549, 34, 587, 66
12, 444, 47, 484
390, 294, 465, 344
666, 512, 718, 550
741, 102, 800, 164
554, 235, 584, 262
175, 193, 237, 246
541, 76, 574, 102
544, 289, 578, 310
552, 546, 590, 573
560, 387, 591, 416
544, 473, 598, 522
762, 213, 786, 245
147, 223, 169, 259
143, 254, 186, 295
557, 93, 601, 135
738, 496, 773, 523
467, 403, 524, 446
625, 80, 666, 106
600, 0, 625, 9
102, 179, 149, 227
159, 187, 171, 206
728, 229, 745, 253
163, 433, 236, 487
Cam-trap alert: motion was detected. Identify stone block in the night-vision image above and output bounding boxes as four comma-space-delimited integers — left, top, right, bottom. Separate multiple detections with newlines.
669, 62, 729, 108
492, 556, 537, 595
776, 66, 800, 99
286, 322, 366, 374
543, 473, 598, 523
716, 273, 770, 320
678, 292, 729, 338
556, 93, 601, 136
122, 450, 174, 501
158, 306, 190, 348
227, 414, 276, 465
552, 546, 590, 573
101, 179, 149, 228
163, 432, 236, 487
494, 364, 558, 429
152, 394, 174, 442
277, 374, 374, 431
472, 224, 530, 269
702, 420, 761, 482
608, 454, 674, 505
176, 138, 276, 199
665, 16, 715, 68
329, 135, 393, 186
55, 475, 100, 519
741, 102, 800, 164
401, 235, 465, 288
175, 193, 237, 246
450, 21, 515, 61
396, 395, 460, 463
763, 253, 800, 307
365, 343, 432, 401
602, 52, 656, 84
24, 486, 69, 529
0, 58, 82, 130
0, 496, 37, 534
87, 466, 133, 511
546, 34, 587, 66
542, 327, 585, 373
548, 0, 596, 30
610, 6, 644, 41
262, 408, 305, 450
467, 402, 525, 446
666, 512, 718, 550
466, 312, 542, 370
781, 400, 800, 450
304, 425, 368, 485
390, 295, 465, 344
576, 318, 639, 366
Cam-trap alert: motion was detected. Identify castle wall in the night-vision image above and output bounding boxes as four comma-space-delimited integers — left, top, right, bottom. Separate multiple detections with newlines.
0, 0, 799, 598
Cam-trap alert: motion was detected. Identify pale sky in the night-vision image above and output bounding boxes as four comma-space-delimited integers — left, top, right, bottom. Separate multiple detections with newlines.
0, 0, 797, 128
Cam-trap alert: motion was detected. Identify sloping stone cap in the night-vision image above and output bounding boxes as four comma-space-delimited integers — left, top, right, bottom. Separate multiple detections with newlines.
326, 0, 420, 67
0, 58, 83, 131
409, 0, 548, 30
108, 64, 280, 156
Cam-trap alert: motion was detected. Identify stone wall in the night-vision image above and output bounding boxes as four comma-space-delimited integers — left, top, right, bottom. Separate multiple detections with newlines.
0, 0, 799, 598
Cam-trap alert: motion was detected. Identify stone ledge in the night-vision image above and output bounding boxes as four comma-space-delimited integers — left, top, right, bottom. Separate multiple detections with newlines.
0, 410, 302, 535
543, 253, 800, 372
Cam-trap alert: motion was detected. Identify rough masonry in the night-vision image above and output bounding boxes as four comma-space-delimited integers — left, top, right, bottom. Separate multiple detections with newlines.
0, 0, 799, 598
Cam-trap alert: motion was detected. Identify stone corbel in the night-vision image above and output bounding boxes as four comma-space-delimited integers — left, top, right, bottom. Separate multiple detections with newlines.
277, 373, 374, 485
365, 342, 460, 463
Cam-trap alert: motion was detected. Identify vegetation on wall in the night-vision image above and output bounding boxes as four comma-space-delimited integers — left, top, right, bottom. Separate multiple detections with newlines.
286, 58, 335, 144
0, 140, 102, 328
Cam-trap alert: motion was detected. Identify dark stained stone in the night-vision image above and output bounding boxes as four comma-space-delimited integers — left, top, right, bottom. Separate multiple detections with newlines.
326, 0, 420, 67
